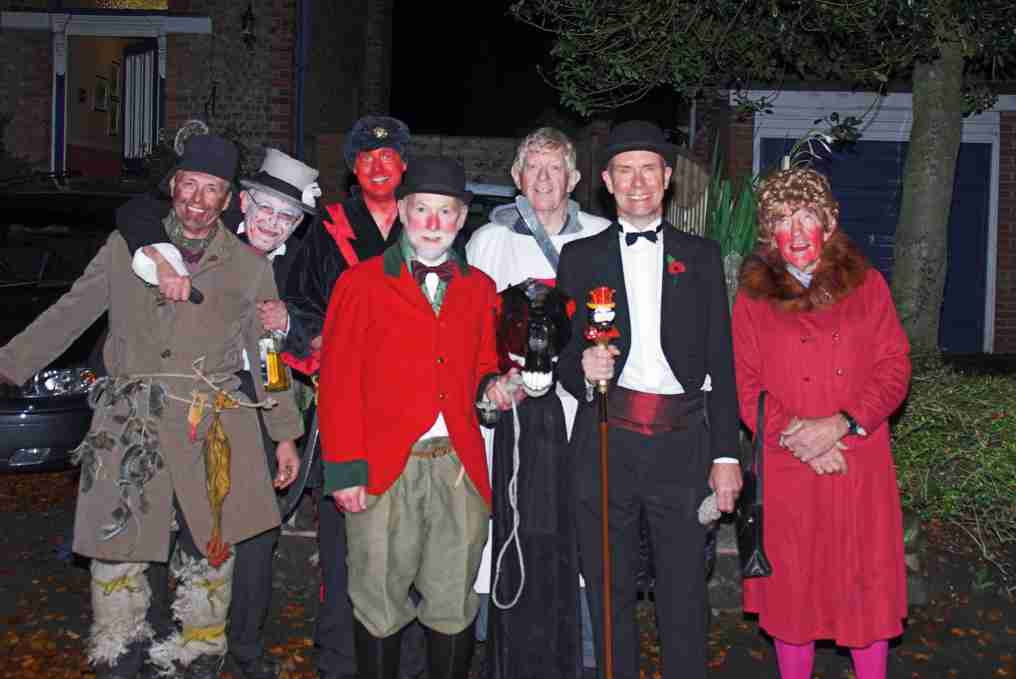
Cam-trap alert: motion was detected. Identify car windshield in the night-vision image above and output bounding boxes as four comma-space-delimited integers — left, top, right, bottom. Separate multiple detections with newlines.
0, 223, 111, 378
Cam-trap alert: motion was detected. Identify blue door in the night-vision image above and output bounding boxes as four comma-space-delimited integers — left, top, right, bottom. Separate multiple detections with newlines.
759, 138, 990, 352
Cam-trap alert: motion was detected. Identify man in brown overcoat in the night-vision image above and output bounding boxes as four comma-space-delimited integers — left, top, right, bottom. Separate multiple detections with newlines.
0, 135, 304, 678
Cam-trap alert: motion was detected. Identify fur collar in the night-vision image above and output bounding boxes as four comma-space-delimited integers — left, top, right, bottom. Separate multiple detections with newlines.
738, 230, 870, 312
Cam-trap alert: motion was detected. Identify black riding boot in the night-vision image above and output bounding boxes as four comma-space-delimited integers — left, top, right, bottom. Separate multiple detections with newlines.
424, 624, 474, 679
354, 619, 403, 679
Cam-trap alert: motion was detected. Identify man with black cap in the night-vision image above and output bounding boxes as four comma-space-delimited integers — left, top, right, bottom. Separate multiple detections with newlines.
113, 145, 321, 679
0, 134, 304, 678
317, 156, 520, 679
554, 120, 742, 679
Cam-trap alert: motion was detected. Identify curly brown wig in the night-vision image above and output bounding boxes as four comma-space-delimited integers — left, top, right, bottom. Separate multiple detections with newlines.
755, 168, 840, 247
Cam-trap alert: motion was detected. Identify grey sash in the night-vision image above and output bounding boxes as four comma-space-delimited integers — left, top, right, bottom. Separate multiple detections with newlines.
514, 196, 560, 271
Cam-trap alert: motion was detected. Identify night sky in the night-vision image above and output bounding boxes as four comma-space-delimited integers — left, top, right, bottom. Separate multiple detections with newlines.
389, 1, 687, 139
390, 1, 563, 137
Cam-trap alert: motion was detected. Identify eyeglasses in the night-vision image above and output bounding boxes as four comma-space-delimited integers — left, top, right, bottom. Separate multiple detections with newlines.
246, 191, 302, 227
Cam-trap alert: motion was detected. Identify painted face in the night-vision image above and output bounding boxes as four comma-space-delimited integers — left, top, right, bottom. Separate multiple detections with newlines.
516, 148, 578, 216
602, 150, 672, 228
398, 193, 467, 263
354, 148, 406, 200
240, 190, 304, 253
771, 204, 831, 271
170, 170, 232, 238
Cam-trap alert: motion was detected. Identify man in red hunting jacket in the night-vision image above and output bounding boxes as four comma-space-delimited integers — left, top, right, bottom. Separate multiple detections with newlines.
317, 156, 518, 679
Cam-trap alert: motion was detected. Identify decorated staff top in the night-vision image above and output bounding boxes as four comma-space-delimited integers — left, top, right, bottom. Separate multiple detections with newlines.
585, 286, 620, 344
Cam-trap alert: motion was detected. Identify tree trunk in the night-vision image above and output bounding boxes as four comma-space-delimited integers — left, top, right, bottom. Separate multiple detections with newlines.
891, 42, 964, 352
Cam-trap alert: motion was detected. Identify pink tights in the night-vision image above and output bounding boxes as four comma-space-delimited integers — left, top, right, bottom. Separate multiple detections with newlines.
774, 638, 888, 679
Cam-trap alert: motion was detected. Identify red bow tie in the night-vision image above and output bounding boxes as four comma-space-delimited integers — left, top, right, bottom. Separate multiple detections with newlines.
413, 260, 456, 285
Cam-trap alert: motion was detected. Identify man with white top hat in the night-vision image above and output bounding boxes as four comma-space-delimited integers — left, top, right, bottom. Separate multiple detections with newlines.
114, 144, 321, 679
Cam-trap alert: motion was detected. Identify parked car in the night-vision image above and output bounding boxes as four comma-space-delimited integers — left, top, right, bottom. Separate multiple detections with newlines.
456, 181, 516, 249
0, 194, 120, 472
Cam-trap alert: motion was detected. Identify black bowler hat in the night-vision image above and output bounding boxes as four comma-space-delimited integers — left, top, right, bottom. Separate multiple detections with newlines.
160, 133, 238, 192
601, 120, 679, 168
343, 115, 411, 170
395, 156, 472, 204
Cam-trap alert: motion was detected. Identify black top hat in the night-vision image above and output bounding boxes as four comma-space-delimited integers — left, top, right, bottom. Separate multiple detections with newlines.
239, 148, 320, 215
159, 134, 238, 193
343, 115, 411, 170
601, 120, 679, 168
395, 156, 472, 204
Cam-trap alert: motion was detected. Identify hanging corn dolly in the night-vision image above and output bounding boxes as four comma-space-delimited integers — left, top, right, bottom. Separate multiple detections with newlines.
203, 391, 236, 568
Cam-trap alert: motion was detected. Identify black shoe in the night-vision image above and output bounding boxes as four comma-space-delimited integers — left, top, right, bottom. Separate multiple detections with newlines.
354, 619, 403, 679
424, 625, 474, 679
234, 655, 282, 679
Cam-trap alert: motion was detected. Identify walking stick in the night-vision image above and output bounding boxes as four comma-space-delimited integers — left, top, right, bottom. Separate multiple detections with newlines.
586, 286, 620, 679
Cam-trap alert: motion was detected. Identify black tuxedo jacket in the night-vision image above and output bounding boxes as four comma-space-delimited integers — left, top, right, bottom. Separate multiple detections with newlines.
556, 221, 742, 469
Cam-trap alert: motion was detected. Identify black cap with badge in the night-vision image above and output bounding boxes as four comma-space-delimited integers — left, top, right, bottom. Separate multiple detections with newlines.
343, 115, 411, 170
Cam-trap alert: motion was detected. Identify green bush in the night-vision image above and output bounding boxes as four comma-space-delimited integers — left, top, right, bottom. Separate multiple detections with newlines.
892, 358, 1016, 573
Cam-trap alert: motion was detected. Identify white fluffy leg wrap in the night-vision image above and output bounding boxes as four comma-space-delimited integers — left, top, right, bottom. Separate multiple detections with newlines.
88, 560, 155, 666
149, 549, 234, 676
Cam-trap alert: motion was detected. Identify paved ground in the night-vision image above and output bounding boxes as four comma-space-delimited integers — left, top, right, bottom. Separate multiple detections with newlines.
1, 470, 1014, 678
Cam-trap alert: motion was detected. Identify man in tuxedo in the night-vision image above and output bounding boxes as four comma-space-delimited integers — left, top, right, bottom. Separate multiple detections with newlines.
555, 120, 742, 679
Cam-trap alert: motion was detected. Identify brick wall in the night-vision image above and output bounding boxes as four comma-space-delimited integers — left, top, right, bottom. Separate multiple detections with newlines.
997, 113, 1016, 353
166, 0, 296, 174
0, 26, 52, 169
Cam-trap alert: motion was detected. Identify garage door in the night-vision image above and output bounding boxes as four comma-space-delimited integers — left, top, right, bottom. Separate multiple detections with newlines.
760, 139, 990, 353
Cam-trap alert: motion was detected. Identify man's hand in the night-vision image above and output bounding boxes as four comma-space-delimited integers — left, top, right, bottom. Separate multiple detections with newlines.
310, 335, 323, 352
582, 343, 619, 385
272, 440, 300, 490
143, 246, 191, 302
332, 486, 367, 513
485, 367, 525, 411
257, 300, 289, 333
779, 415, 850, 463
709, 463, 743, 513
807, 447, 849, 476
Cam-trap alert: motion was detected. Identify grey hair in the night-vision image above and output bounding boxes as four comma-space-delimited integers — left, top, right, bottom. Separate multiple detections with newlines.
511, 127, 578, 177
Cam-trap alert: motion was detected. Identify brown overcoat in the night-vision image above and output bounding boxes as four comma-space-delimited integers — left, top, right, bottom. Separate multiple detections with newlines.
0, 224, 304, 562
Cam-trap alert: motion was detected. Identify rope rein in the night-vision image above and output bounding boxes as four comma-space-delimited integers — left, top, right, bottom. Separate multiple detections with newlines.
490, 378, 525, 610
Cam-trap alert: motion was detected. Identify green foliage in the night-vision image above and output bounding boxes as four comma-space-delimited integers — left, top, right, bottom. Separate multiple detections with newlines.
892, 359, 1016, 574
704, 166, 756, 260
512, 0, 1016, 116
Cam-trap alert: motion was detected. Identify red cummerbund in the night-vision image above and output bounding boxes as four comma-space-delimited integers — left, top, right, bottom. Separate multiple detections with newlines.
607, 386, 705, 436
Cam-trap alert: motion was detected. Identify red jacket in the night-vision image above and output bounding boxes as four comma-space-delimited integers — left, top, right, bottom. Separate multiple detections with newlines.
318, 244, 499, 505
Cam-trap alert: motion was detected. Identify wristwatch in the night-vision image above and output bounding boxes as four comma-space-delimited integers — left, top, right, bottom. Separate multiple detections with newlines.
839, 410, 867, 437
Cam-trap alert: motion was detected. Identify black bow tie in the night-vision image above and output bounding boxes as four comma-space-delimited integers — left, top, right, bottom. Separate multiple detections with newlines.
624, 225, 663, 246
413, 260, 456, 285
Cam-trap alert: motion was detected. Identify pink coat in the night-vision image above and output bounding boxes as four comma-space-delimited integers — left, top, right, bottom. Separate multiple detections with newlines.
733, 260, 911, 647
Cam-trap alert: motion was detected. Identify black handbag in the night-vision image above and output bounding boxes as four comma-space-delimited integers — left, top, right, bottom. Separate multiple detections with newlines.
736, 391, 773, 578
